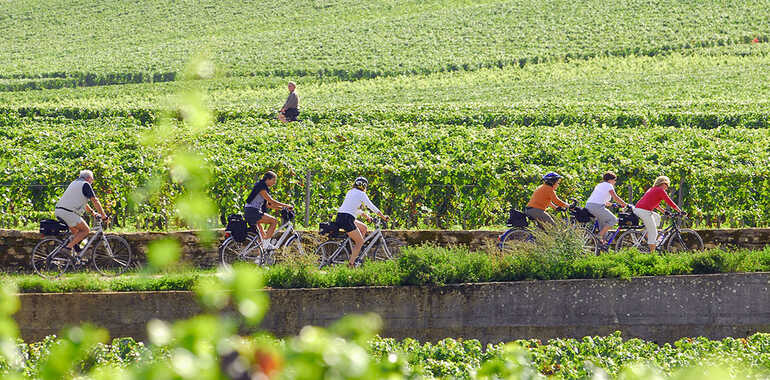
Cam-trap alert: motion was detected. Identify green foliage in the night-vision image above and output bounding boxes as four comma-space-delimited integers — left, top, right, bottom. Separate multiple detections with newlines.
2, 0, 769, 82
3, 116, 770, 229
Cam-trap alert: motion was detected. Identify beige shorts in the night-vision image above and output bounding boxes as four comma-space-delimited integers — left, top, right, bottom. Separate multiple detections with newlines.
55, 208, 85, 228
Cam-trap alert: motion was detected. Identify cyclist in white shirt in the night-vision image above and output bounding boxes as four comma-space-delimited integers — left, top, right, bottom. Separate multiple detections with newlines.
585, 171, 628, 244
54, 170, 108, 256
334, 177, 389, 267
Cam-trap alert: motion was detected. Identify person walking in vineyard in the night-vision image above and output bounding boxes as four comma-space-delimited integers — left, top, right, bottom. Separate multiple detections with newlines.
244, 171, 293, 249
334, 177, 389, 268
277, 81, 299, 123
54, 170, 108, 257
585, 171, 628, 245
632, 176, 683, 253
525, 172, 569, 227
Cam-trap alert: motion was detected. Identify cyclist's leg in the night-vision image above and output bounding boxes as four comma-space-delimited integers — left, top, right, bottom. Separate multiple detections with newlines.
525, 207, 553, 230
347, 229, 364, 266
259, 213, 278, 239
355, 220, 369, 237
56, 209, 89, 251
634, 208, 658, 252
587, 203, 617, 242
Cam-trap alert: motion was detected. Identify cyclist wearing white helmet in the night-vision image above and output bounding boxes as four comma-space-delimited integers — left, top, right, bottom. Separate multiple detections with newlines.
525, 172, 569, 226
335, 176, 389, 268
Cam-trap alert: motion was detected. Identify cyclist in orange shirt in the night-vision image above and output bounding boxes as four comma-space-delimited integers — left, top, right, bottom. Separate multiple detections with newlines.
525, 172, 569, 227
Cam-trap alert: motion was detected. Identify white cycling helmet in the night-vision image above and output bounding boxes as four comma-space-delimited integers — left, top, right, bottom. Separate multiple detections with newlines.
354, 176, 369, 189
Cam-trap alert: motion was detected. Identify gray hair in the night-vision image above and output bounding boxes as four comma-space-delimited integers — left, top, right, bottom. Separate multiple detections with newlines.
79, 170, 94, 181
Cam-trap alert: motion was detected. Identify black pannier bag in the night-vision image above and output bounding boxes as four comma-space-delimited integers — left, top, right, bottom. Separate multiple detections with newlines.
226, 214, 248, 242
618, 211, 640, 227
40, 219, 68, 236
506, 209, 528, 228
573, 207, 594, 223
319, 222, 337, 235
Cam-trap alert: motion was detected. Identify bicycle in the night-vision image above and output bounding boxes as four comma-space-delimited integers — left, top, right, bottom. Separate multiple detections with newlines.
498, 201, 599, 254
315, 218, 401, 269
615, 210, 704, 252
219, 208, 303, 267
31, 215, 132, 278
579, 204, 644, 253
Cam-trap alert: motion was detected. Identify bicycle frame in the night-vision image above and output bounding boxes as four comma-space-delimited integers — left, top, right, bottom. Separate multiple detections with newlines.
324, 219, 389, 265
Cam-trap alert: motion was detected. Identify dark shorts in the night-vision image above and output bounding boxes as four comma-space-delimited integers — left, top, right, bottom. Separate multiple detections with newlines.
284, 108, 299, 122
244, 207, 264, 227
334, 212, 357, 233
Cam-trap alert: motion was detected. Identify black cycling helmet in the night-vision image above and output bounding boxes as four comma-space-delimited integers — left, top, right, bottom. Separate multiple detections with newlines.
542, 172, 562, 185
354, 176, 369, 189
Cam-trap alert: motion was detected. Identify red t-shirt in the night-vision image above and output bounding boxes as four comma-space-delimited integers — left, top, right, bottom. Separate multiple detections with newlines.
635, 186, 678, 211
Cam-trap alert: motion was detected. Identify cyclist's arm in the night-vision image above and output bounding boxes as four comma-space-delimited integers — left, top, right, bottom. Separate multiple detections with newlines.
260, 189, 292, 210
661, 192, 681, 212
609, 190, 627, 207
89, 197, 107, 219
361, 193, 386, 219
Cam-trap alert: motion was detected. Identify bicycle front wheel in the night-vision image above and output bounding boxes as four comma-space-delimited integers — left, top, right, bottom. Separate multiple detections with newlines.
273, 234, 304, 264
665, 229, 704, 253
499, 228, 533, 253
31, 237, 70, 278
93, 235, 132, 275
315, 241, 349, 269
615, 229, 648, 252
370, 237, 404, 261
581, 232, 600, 255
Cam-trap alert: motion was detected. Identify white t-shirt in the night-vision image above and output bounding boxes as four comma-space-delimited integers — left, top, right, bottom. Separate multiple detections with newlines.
338, 188, 382, 216
586, 182, 614, 205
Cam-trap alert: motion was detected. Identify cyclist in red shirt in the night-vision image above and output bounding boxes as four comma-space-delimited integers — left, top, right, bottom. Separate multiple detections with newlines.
632, 176, 683, 253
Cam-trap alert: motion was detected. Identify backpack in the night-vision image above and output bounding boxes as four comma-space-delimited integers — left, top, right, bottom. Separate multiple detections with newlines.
506, 209, 528, 228
40, 219, 68, 236
618, 211, 640, 227
573, 207, 594, 223
225, 214, 248, 242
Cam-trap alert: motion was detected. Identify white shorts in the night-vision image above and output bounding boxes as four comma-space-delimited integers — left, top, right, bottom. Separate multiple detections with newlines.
55, 208, 85, 228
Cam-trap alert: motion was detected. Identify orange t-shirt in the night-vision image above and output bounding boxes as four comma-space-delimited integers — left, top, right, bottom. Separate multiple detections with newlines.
526, 184, 568, 210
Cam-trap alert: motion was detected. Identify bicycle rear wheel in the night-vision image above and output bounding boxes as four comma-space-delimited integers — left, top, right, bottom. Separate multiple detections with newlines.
220, 233, 261, 267
615, 229, 648, 252
665, 229, 704, 253
31, 237, 70, 278
315, 241, 349, 269
93, 235, 132, 275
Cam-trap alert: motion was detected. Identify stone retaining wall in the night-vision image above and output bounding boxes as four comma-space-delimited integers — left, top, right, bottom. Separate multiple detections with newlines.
2, 228, 769, 271
15, 273, 770, 344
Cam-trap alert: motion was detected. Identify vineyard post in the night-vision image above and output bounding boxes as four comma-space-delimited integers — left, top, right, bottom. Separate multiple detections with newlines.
678, 176, 684, 206
304, 171, 311, 227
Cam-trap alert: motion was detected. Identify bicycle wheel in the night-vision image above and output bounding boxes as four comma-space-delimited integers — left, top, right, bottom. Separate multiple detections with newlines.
665, 229, 704, 253
615, 229, 648, 252
220, 233, 261, 267
272, 233, 304, 264
31, 237, 70, 278
499, 228, 533, 253
581, 232, 600, 255
92, 235, 132, 275
370, 237, 404, 261
316, 241, 349, 269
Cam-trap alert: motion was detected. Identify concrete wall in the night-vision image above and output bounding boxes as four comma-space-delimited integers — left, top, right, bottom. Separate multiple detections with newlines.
2, 228, 769, 271
15, 273, 770, 344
